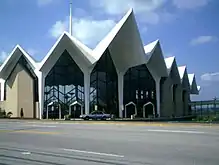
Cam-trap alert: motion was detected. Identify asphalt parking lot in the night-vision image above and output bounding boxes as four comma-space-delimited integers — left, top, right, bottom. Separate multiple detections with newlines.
0, 120, 219, 165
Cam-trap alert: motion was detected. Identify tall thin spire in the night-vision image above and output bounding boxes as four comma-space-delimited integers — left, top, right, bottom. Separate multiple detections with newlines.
69, 0, 72, 36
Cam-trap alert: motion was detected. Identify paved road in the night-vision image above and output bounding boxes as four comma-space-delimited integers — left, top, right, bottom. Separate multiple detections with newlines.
0, 120, 219, 165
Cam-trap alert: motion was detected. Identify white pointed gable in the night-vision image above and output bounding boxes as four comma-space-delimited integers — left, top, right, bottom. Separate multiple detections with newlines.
197, 86, 201, 91
188, 73, 199, 94
144, 40, 168, 79
92, 9, 146, 73
0, 45, 37, 80
165, 56, 175, 75
164, 56, 181, 84
144, 40, 158, 57
178, 66, 186, 80
39, 32, 94, 76
188, 73, 194, 85
178, 66, 190, 91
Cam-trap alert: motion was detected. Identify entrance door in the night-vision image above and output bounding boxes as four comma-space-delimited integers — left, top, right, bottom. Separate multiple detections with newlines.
143, 102, 154, 118
125, 102, 137, 118
71, 104, 82, 118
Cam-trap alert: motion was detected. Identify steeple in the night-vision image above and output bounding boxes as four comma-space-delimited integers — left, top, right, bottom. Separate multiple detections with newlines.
69, 0, 72, 36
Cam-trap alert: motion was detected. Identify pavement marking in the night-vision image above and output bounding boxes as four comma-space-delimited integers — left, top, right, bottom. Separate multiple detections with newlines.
0, 130, 11, 133
23, 124, 57, 128
13, 130, 60, 135
63, 148, 125, 158
147, 129, 205, 134
21, 152, 31, 155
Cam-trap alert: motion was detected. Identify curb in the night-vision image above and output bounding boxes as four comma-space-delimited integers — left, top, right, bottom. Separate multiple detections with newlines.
26, 120, 219, 127
1, 119, 219, 127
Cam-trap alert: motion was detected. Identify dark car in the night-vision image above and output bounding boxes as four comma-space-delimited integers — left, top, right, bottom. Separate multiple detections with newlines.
80, 111, 111, 120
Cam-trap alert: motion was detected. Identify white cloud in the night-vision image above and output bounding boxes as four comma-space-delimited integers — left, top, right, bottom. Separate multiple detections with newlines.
201, 72, 219, 82
190, 35, 217, 46
49, 17, 116, 48
49, 20, 67, 38
49, 0, 175, 48
0, 51, 8, 62
37, 0, 56, 6
90, 0, 166, 15
89, 0, 169, 25
73, 18, 115, 47
27, 48, 38, 56
173, 0, 210, 9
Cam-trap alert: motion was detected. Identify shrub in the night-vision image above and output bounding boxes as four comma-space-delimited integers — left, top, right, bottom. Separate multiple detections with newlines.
0, 110, 6, 118
64, 114, 71, 120
7, 112, 13, 118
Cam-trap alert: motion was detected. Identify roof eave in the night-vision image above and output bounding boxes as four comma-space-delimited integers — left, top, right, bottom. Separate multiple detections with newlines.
0, 45, 37, 79
39, 32, 94, 72
145, 40, 168, 78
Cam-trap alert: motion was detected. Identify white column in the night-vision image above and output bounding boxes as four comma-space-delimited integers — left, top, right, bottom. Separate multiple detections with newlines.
84, 71, 90, 115
118, 72, 124, 118
59, 104, 61, 119
155, 77, 161, 117
0, 79, 5, 101
38, 72, 45, 120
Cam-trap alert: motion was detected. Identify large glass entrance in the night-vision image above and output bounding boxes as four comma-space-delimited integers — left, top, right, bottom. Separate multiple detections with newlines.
89, 49, 118, 117
44, 50, 84, 119
124, 64, 156, 118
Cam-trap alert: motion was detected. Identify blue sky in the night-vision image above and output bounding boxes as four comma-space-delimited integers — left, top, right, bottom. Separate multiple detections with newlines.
0, 0, 218, 101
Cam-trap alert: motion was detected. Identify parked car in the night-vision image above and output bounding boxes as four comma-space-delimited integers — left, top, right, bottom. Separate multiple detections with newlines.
80, 111, 111, 120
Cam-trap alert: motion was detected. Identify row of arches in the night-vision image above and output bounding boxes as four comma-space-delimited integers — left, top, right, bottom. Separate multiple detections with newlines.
124, 101, 155, 118
43, 49, 157, 119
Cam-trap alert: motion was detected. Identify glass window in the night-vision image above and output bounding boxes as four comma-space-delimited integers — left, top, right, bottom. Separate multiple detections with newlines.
44, 50, 84, 119
90, 49, 118, 116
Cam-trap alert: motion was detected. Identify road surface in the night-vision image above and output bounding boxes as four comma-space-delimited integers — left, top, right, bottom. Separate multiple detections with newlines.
0, 120, 219, 165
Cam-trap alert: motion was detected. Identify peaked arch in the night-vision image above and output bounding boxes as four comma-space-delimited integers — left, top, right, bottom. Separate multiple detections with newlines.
197, 86, 201, 92
89, 48, 118, 116
39, 32, 94, 77
164, 56, 181, 85
144, 40, 168, 79
92, 9, 146, 73
188, 73, 199, 95
43, 50, 84, 119
178, 66, 190, 116
0, 45, 37, 80
160, 56, 181, 117
0, 45, 39, 118
178, 66, 190, 91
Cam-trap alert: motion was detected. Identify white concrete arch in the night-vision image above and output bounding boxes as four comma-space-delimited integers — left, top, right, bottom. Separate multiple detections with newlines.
143, 102, 155, 118
164, 56, 181, 85
38, 32, 94, 119
178, 66, 190, 91
92, 8, 147, 74
125, 101, 137, 118
188, 73, 199, 95
39, 32, 94, 77
69, 100, 83, 116
0, 45, 38, 80
143, 40, 168, 117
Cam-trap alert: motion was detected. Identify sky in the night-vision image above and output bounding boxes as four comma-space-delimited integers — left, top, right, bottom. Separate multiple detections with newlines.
0, 0, 219, 101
